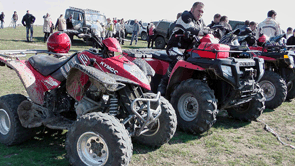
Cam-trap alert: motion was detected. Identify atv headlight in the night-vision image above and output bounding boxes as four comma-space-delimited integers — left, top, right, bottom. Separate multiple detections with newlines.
123, 63, 150, 85
221, 65, 232, 77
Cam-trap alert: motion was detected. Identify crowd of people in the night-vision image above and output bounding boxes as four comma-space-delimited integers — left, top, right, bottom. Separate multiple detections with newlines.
0, 3, 295, 47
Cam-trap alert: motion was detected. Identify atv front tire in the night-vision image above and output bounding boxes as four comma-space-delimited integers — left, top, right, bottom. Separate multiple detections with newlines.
170, 79, 218, 134
65, 112, 132, 166
0, 94, 34, 145
259, 71, 287, 109
227, 85, 265, 121
133, 93, 177, 147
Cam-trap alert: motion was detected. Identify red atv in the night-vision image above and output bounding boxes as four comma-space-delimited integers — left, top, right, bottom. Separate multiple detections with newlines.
0, 32, 177, 165
123, 33, 265, 134
237, 32, 295, 109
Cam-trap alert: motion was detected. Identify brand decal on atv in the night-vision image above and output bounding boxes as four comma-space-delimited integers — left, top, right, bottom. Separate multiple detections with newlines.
100, 61, 118, 74
79, 54, 90, 65
239, 62, 255, 67
43, 77, 59, 89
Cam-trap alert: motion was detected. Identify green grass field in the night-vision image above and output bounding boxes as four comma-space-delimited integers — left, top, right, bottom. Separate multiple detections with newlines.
0, 26, 295, 166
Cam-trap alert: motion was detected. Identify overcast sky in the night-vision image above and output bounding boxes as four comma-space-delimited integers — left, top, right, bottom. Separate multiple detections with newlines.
0, 0, 294, 31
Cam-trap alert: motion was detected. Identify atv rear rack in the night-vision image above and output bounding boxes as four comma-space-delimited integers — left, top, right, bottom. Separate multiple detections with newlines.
0, 50, 71, 59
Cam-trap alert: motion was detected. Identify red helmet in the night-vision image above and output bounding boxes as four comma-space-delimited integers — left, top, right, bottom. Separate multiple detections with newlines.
102, 38, 122, 53
47, 32, 71, 53
258, 34, 268, 43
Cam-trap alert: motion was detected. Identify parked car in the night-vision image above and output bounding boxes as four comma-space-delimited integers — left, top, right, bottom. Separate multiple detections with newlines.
229, 20, 245, 30
125, 20, 148, 40
64, 6, 107, 43
153, 19, 173, 49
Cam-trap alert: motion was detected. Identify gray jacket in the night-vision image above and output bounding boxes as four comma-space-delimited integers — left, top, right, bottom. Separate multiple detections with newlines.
133, 22, 140, 32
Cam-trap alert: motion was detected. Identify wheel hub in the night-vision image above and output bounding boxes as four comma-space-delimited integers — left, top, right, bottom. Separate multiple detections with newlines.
260, 80, 276, 101
178, 93, 199, 121
77, 132, 109, 166
0, 109, 11, 135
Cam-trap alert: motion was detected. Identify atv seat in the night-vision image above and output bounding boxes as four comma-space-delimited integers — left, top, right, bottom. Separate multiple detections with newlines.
151, 50, 172, 62
28, 53, 75, 76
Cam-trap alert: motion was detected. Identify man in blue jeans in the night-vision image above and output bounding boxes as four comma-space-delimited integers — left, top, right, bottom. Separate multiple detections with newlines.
22, 10, 36, 42
130, 19, 140, 45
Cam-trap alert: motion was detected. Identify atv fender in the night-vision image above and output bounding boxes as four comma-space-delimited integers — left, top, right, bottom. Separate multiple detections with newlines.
166, 60, 205, 97
0, 57, 59, 105
66, 64, 121, 101
132, 58, 155, 77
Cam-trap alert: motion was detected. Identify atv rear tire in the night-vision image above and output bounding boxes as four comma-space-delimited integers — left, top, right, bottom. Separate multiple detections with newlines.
65, 112, 132, 166
0, 94, 34, 145
170, 79, 218, 134
259, 71, 287, 109
286, 73, 295, 100
227, 85, 265, 121
133, 93, 177, 147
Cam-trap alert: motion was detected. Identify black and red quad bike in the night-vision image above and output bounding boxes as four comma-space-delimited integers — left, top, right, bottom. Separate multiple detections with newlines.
237, 32, 295, 109
123, 33, 265, 134
0, 32, 177, 166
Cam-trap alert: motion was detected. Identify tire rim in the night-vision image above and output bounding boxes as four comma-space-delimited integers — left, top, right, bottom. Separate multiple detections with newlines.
260, 80, 276, 101
0, 109, 11, 135
142, 119, 160, 137
77, 132, 109, 166
177, 93, 199, 121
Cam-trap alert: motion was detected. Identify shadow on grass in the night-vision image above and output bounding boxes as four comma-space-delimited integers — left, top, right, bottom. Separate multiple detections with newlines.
0, 129, 68, 166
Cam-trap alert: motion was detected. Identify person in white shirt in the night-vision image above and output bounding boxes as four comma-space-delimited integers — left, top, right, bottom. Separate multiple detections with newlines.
257, 10, 281, 39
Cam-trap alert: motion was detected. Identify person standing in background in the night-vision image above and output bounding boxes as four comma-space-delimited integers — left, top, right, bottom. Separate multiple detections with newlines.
55, 14, 66, 31
257, 10, 281, 38
43, 13, 52, 42
0, 12, 5, 29
286, 27, 293, 39
22, 10, 36, 42
130, 19, 140, 45
12, 11, 18, 29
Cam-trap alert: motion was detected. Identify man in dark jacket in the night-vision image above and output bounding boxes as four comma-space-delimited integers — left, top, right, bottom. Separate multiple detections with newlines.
0, 12, 5, 29
158, 1, 209, 95
66, 14, 74, 29
207, 13, 221, 29
22, 10, 36, 42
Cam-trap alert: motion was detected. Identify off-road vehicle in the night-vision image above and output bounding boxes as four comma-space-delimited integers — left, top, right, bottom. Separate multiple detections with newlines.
64, 6, 107, 43
123, 33, 265, 134
153, 19, 173, 49
0, 33, 177, 165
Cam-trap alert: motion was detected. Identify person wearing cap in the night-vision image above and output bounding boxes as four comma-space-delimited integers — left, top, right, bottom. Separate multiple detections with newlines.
257, 10, 281, 38
105, 18, 114, 38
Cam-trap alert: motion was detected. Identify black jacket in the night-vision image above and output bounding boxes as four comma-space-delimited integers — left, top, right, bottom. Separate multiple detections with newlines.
0, 14, 4, 22
167, 11, 206, 50
66, 18, 73, 29
22, 13, 35, 27
287, 36, 295, 45
207, 21, 219, 29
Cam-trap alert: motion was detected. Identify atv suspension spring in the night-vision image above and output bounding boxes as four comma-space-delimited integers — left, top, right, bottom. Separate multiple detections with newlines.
108, 96, 119, 116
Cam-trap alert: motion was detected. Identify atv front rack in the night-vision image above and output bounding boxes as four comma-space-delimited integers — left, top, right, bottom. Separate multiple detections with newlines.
129, 91, 162, 136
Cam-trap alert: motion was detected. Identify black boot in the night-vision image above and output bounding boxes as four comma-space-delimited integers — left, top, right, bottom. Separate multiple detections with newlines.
157, 72, 170, 96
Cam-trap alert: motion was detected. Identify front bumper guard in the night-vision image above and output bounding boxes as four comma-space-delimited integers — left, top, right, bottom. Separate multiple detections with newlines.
126, 91, 162, 136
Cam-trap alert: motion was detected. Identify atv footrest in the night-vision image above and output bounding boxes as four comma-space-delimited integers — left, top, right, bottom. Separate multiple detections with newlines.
43, 116, 74, 130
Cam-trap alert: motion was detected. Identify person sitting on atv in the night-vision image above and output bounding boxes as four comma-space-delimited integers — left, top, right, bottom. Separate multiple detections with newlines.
158, 1, 211, 96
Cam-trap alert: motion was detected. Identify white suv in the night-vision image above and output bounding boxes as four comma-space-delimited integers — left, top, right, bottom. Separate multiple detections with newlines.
124, 20, 148, 40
